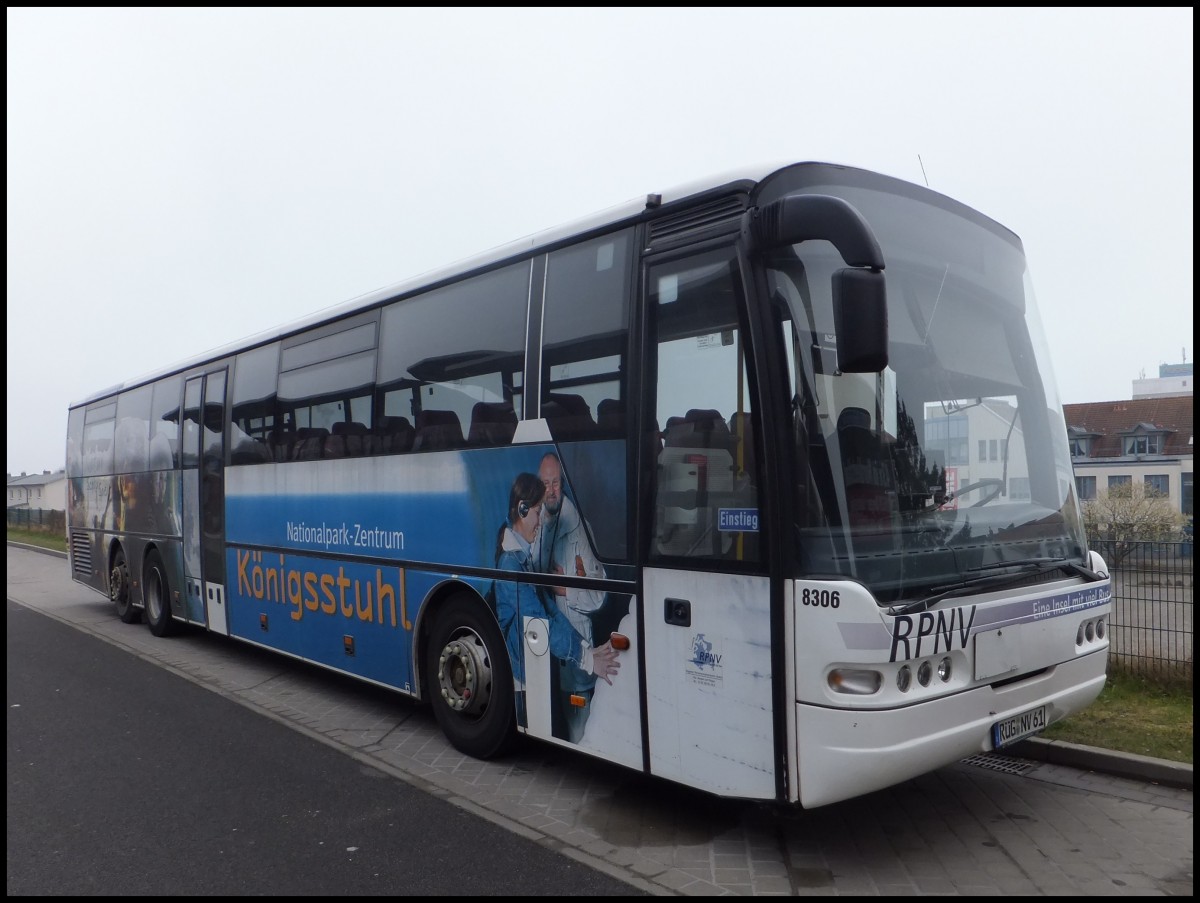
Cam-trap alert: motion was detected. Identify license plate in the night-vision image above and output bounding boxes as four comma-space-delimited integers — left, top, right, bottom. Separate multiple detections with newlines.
991, 705, 1048, 749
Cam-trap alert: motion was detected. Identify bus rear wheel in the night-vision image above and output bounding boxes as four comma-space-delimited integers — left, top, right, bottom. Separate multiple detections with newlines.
426, 594, 516, 759
143, 550, 177, 638
109, 547, 140, 624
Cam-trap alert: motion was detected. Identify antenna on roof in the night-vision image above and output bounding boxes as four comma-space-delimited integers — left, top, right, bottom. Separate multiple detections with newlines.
918, 155, 929, 187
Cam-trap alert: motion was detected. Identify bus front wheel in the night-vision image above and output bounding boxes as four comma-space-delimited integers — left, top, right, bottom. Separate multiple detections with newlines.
425, 594, 516, 759
143, 550, 177, 638
109, 547, 140, 624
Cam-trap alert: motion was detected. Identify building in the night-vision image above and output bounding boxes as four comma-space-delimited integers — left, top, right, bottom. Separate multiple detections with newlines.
1063, 364, 1193, 520
6, 469, 68, 511
1133, 360, 1193, 399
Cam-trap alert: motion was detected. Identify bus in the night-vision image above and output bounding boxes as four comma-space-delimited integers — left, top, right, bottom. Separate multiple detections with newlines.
65, 161, 1112, 808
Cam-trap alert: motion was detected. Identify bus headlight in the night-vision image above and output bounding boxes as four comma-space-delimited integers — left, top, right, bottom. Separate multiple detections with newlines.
828, 668, 883, 695
896, 665, 912, 692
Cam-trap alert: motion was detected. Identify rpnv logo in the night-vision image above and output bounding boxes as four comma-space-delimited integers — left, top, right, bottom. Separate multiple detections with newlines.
718, 508, 759, 532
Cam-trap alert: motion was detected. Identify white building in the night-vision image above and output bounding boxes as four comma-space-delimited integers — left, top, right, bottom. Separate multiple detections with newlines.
6, 470, 67, 511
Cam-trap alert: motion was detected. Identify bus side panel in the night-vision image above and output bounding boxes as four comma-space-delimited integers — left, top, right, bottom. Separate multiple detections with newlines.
67, 475, 115, 595
221, 446, 629, 701
642, 568, 776, 800
225, 545, 417, 691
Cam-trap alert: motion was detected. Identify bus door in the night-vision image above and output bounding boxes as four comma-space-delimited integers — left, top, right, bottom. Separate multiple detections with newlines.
182, 370, 230, 635
641, 246, 777, 800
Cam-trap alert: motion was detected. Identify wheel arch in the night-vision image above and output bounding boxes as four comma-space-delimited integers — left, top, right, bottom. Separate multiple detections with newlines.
411, 576, 495, 703
105, 536, 127, 591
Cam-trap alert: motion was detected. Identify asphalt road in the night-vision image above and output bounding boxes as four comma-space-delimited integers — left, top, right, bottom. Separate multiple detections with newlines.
6, 598, 646, 895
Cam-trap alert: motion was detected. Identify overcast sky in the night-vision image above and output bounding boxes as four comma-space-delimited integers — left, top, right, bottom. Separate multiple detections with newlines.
6, 7, 1194, 476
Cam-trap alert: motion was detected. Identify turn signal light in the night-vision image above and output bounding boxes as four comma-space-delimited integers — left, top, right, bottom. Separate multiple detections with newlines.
828, 668, 883, 695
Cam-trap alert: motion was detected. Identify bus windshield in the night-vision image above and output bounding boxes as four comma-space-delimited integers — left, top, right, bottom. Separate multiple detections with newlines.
763, 173, 1088, 604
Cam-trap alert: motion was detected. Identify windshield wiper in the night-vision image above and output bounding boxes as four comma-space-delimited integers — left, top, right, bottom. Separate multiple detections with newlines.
887, 556, 1106, 617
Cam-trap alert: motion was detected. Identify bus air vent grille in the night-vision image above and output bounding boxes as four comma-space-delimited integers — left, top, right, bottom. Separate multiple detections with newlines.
70, 531, 91, 577
647, 197, 746, 248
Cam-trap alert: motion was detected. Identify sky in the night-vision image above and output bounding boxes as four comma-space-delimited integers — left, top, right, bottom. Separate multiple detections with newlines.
6, 7, 1194, 476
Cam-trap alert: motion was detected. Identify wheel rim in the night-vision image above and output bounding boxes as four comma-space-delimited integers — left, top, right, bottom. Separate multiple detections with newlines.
109, 561, 127, 605
436, 628, 493, 719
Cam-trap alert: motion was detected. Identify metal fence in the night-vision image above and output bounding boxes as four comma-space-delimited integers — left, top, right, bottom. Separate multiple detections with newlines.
1092, 539, 1193, 682
6, 507, 65, 532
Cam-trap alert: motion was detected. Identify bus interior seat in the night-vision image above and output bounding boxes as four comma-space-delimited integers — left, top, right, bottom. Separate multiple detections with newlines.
542, 392, 595, 442
267, 429, 293, 462
837, 407, 871, 432
597, 398, 624, 435
684, 408, 735, 453
728, 411, 756, 479
664, 409, 734, 454
412, 409, 464, 452
292, 427, 329, 461
468, 401, 517, 447
836, 407, 895, 528
375, 415, 415, 455
231, 437, 273, 465
329, 421, 369, 457
661, 415, 691, 447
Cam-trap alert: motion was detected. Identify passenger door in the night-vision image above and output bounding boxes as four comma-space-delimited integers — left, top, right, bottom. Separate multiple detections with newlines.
641, 246, 777, 799
182, 370, 229, 635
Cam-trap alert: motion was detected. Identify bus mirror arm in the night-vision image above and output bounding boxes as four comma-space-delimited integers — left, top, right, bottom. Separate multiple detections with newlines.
742, 193, 885, 269
744, 194, 889, 373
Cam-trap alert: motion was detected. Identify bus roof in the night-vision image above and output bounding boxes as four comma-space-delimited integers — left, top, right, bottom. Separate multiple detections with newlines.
70, 159, 840, 407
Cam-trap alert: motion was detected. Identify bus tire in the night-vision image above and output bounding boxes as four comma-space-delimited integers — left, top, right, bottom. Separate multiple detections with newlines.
109, 547, 141, 624
426, 594, 516, 759
143, 549, 177, 638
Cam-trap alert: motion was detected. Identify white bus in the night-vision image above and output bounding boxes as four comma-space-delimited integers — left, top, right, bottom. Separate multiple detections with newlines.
65, 161, 1111, 808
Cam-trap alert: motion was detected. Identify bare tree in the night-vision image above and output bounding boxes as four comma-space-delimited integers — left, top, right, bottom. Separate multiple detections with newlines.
1083, 481, 1186, 566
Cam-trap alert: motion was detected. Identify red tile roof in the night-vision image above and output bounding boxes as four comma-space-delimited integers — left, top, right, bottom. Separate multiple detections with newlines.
1063, 396, 1194, 459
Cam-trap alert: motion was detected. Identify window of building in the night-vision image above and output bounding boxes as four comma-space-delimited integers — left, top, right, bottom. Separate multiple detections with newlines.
989, 438, 998, 461
1182, 472, 1193, 516
1008, 476, 1031, 500
1075, 475, 1097, 500
925, 414, 969, 466
1144, 474, 1169, 497
978, 439, 986, 462
1108, 474, 1132, 491
1124, 434, 1162, 455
